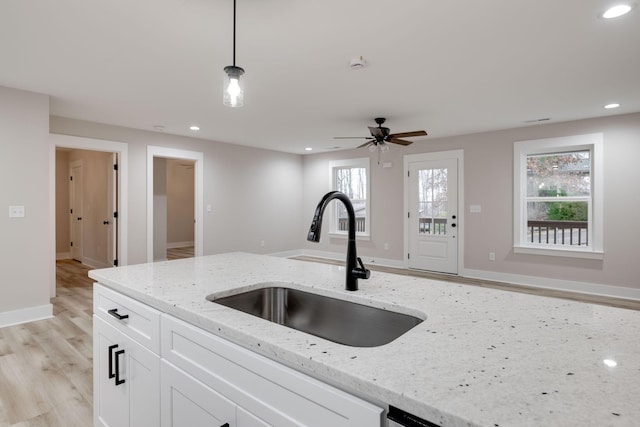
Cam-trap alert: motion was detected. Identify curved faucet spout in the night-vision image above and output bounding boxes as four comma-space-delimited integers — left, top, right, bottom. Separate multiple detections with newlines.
307, 191, 370, 291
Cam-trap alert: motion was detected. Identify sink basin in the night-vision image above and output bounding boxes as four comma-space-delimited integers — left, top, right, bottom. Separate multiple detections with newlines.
209, 287, 424, 347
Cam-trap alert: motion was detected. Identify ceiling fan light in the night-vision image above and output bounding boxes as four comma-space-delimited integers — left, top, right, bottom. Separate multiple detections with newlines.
223, 65, 245, 108
380, 142, 390, 152
368, 144, 377, 152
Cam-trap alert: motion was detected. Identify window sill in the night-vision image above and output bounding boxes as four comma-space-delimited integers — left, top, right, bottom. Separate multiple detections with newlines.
328, 232, 371, 241
513, 245, 604, 260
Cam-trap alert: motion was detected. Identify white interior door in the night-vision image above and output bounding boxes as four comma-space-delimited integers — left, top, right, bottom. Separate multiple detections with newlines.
70, 160, 83, 262
107, 153, 118, 266
407, 157, 458, 274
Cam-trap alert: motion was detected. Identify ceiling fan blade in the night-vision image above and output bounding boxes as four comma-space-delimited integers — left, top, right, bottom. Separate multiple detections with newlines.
357, 141, 374, 148
368, 126, 385, 140
388, 130, 428, 139
388, 138, 414, 146
333, 136, 373, 140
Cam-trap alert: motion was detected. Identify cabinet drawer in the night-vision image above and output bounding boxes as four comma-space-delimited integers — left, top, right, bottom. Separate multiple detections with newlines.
94, 284, 161, 354
161, 315, 382, 427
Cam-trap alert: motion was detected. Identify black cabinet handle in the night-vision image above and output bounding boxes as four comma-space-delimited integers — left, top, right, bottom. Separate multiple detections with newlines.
108, 308, 129, 320
108, 344, 118, 379
114, 349, 125, 386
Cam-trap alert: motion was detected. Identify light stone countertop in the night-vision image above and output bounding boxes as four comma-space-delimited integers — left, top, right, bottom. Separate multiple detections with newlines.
88, 252, 640, 427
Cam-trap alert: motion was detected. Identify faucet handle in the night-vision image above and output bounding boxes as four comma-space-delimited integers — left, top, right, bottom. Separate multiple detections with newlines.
353, 257, 371, 280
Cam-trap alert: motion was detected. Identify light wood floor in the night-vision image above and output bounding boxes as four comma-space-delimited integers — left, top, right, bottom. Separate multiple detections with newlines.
0, 260, 93, 427
166, 246, 194, 260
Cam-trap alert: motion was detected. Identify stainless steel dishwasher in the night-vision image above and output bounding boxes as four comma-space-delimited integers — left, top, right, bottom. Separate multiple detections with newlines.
387, 406, 441, 427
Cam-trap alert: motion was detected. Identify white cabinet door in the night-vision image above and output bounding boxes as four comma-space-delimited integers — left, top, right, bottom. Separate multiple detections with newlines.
237, 407, 270, 427
161, 360, 236, 427
94, 316, 160, 427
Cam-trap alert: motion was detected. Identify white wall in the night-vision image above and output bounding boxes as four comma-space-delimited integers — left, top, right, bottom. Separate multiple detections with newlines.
166, 159, 195, 247
153, 157, 168, 261
0, 86, 52, 325
50, 116, 304, 264
303, 112, 640, 294
55, 150, 70, 257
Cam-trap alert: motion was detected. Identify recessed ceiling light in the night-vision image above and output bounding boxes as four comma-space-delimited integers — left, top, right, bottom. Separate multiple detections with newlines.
604, 103, 621, 109
602, 4, 632, 18
189, 125, 200, 131
305, 147, 313, 151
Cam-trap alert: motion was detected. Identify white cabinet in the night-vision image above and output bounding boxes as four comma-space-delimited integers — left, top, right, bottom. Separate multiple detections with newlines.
93, 284, 161, 427
93, 284, 383, 427
94, 316, 160, 427
161, 359, 271, 427
161, 315, 383, 427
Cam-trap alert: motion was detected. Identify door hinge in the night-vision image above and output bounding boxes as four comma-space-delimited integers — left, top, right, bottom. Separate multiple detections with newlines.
70, 208, 73, 214
408, 253, 410, 259
70, 241, 73, 247
113, 211, 118, 218
114, 259, 118, 267
407, 212, 410, 218
70, 176, 73, 181
113, 164, 118, 171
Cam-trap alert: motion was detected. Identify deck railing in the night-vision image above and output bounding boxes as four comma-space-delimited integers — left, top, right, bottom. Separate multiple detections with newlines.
527, 220, 588, 246
338, 217, 366, 233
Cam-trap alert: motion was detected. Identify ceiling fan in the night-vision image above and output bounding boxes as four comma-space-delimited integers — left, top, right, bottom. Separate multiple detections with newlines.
334, 117, 428, 150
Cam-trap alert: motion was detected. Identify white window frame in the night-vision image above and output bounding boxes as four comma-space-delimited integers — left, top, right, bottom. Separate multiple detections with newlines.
329, 157, 370, 239
513, 133, 603, 259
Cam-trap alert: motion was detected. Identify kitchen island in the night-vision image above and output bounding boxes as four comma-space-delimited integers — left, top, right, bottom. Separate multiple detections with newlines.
89, 252, 640, 427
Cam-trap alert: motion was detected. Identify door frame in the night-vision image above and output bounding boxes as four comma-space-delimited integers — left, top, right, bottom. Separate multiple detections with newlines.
146, 146, 204, 263
49, 133, 129, 298
403, 150, 464, 273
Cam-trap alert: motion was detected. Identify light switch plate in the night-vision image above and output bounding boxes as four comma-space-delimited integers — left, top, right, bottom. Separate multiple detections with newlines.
9, 205, 25, 218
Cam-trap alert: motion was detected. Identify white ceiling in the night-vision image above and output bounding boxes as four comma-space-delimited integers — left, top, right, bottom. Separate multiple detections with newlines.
1, 0, 638, 154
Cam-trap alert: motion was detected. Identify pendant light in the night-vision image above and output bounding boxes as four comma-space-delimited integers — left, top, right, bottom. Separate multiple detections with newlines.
223, 0, 244, 107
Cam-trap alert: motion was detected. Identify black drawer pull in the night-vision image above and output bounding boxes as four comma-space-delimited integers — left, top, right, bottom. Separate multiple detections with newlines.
108, 308, 129, 320
108, 344, 118, 379
114, 349, 126, 386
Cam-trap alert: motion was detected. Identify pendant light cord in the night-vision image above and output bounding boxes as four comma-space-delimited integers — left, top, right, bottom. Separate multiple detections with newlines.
232, 0, 236, 66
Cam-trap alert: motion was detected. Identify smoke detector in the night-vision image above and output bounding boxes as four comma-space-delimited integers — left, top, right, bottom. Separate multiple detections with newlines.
349, 55, 367, 70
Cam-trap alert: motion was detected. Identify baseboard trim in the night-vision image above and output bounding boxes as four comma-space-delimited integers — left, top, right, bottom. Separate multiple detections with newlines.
462, 268, 640, 301
0, 304, 53, 328
82, 257, 113, 269
274, 249, 640, 302
56, 252, 71, 260
167, 241, 195, 249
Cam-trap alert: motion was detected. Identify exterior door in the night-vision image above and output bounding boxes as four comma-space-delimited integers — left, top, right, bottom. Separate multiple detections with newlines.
70, 160, 83, 262
407, 157, 458, 274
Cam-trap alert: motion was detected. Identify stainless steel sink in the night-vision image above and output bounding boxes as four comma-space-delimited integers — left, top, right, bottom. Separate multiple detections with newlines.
209, 287, 424, 347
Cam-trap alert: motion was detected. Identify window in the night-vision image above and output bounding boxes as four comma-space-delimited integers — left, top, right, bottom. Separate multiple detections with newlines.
513, 133, 603, 259
329, 158, 370, 238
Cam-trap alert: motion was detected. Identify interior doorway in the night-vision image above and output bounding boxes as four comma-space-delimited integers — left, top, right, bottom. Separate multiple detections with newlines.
49, 134, 128, 298
404, 150, 464, 274
146, 146, 204, 263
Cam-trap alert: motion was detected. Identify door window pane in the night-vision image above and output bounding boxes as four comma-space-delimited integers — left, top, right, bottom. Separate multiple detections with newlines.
418, 168, 448, 235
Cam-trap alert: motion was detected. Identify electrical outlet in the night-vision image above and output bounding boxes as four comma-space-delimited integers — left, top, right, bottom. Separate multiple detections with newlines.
9, 206, 25, 218
489, 252, 496, 261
